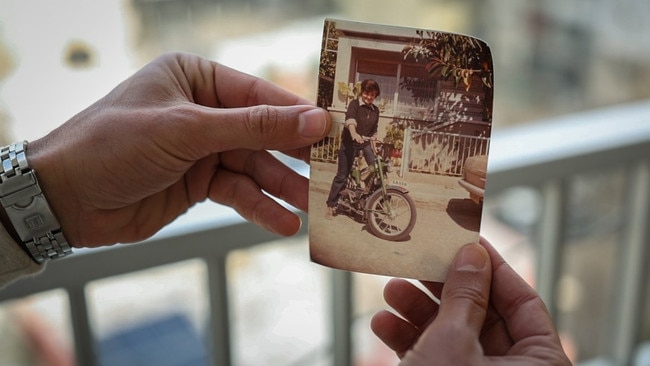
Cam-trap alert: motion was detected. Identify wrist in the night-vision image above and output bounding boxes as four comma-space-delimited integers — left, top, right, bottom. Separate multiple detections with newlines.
0, 141, 72, 263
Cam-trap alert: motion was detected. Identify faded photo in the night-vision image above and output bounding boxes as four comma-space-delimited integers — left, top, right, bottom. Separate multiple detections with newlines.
309, 19, 493, 281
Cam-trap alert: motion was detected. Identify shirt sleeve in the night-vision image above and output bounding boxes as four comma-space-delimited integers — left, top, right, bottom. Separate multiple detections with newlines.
0, 225, 43, 289
345, 99, 360, 122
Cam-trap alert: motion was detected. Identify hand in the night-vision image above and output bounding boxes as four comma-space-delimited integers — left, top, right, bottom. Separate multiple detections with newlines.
352, 132, 364, 144
346, 124, 364, 144
371, 238, 571, 365
26, 52, 331, 247
350, 131, 364, 144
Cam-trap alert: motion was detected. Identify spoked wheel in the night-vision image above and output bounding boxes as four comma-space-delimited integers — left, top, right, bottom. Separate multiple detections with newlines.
366, 188, 417, 241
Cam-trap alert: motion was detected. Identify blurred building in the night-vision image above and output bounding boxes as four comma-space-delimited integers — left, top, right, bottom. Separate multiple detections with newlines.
475, 0, 650, 125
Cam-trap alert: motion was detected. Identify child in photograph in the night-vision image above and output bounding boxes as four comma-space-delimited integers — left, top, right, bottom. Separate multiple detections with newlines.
325, 79, 381, 219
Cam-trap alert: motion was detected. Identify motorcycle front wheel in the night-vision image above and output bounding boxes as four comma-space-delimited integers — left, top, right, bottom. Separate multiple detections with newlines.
366, 188, 417, 241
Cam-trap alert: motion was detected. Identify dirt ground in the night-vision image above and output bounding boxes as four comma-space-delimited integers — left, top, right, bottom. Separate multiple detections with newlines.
308, 161, 482, 282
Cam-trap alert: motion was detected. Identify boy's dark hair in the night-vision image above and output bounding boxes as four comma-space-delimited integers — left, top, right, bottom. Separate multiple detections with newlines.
361, 79, 381, 97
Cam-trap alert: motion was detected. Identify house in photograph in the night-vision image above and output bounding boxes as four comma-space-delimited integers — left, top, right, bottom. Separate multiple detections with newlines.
315, 19, 493, 177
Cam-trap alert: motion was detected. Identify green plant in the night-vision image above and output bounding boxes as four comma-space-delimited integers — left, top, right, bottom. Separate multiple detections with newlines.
337, 81, 362, 106
402, 30, 493, 92
384, 120, 407, 151
317, 20, 338, 108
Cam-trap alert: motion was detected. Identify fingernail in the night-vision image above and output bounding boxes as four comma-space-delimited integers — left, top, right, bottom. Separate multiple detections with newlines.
299, 108, 327, 138
455, 243, 488, 272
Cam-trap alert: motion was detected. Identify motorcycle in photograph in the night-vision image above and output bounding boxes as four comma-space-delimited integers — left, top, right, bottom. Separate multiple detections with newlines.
335, 140, 417, 241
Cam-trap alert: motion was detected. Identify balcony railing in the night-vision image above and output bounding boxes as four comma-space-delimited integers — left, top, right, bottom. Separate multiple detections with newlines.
0, 100, 649, 366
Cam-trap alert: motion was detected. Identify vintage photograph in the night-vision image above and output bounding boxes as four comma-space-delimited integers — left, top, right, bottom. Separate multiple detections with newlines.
309, 19, 494, 281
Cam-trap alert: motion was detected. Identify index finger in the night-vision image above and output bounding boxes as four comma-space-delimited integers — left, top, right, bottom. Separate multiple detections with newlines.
144, 53, 312, 109
215, 63, 313, 107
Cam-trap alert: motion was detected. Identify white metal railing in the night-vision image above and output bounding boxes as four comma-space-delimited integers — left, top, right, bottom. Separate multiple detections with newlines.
407, 129, 490, 176
0, 100, 649, 365
310, 124, 490, 177
484, 100, 650, 365
0, 212, 354, 366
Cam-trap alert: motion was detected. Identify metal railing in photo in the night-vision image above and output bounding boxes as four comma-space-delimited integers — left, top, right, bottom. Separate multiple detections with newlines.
310, 123, 491, 178
311, 134, 342, 163
405, 128, 490, 176
0, 100, 649, 365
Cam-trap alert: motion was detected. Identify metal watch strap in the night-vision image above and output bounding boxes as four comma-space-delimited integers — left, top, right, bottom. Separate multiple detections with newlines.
0, 141, 72, 263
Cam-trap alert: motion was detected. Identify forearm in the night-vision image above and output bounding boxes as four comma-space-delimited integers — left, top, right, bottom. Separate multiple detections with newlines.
344, 118, 357, 130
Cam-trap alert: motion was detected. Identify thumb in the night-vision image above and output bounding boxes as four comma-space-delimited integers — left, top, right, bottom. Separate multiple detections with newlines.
401, 244, 492, 364
437, 243, 492, 334
199, 105, 331, 153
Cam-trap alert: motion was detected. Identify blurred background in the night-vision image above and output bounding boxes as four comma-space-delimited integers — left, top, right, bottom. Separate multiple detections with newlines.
0, 0, 648, 365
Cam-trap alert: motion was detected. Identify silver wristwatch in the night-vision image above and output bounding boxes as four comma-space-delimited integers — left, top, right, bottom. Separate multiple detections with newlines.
0, 141, 72, 263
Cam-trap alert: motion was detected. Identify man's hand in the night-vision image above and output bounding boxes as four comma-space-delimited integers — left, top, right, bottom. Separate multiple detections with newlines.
347, 124, 364, 143
27, 52, 331, 247
371, 238, 572, 365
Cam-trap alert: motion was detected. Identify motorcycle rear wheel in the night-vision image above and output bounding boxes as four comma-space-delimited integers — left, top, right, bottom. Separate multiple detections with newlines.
366, 188, 417, 241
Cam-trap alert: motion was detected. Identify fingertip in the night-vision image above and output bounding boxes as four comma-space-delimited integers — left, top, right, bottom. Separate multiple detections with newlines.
370, 309, 400, 339
383, 278, 410, 299
370, 309, 395, 332
267, 210, 302, 237
477, 236, 508, 269
370, 309, 419, 357
478, 236, 495, 253
298, 108, 330, 138
454, 243, 489, 272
